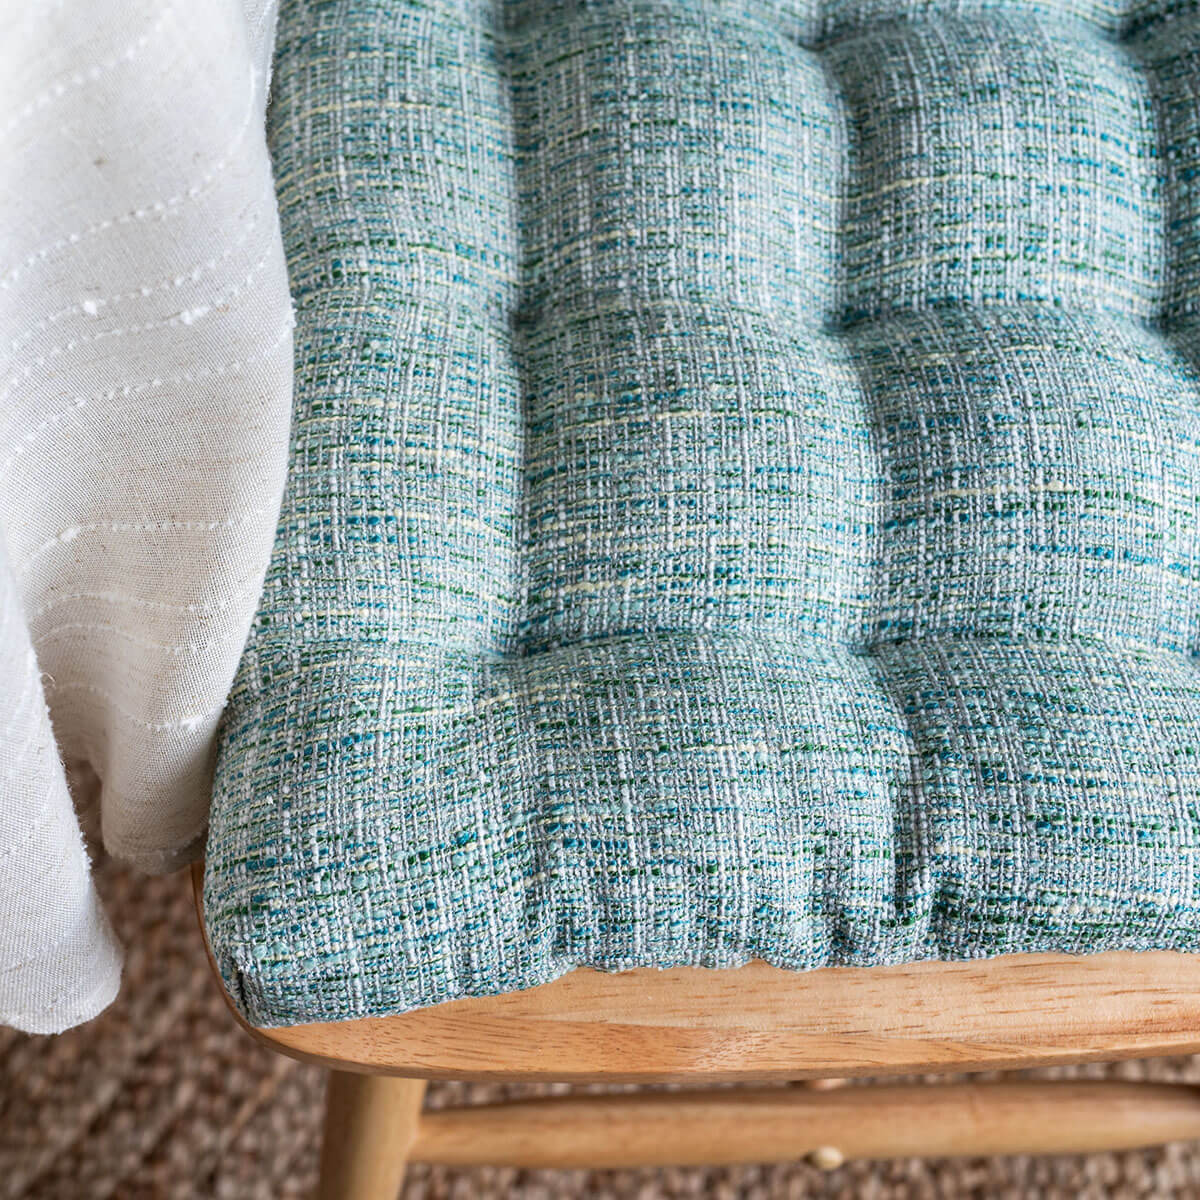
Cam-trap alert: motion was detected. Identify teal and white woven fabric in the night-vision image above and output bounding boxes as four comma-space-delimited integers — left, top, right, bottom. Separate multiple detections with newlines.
206, 0, 1200, 1026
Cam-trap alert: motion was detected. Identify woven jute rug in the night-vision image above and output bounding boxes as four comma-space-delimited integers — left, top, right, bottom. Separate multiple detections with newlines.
4, 856, 1200, 1199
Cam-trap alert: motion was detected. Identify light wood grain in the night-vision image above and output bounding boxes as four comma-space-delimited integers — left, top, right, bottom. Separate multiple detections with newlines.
317, 1074, 426, 1200
190, 863, 1200, 1082
408, 1081, 1200, 1167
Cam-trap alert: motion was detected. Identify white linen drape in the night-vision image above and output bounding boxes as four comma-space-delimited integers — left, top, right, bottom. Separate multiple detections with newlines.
0, 0, 292, 1032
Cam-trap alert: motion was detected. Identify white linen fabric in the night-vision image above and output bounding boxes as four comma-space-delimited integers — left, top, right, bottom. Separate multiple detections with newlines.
0, 0, 293, 1033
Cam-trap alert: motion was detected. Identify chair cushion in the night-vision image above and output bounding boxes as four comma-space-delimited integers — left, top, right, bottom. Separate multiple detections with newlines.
204, 0, 1200, 1026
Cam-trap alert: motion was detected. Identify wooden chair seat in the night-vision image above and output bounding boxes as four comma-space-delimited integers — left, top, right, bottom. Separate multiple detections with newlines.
190, 865, 1200, 1196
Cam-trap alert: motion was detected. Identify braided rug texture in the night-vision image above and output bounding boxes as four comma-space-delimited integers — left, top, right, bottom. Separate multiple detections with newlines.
6, 858, 1200, 1199
208, 0, 1200, 1025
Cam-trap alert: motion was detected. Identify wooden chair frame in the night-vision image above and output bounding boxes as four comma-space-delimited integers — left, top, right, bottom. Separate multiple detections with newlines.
191, 865, 1200, 1198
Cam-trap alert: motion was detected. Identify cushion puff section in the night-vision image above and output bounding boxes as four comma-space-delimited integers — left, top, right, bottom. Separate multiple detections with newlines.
210, 630, 1200, 1024
206, 0, 1200, 1025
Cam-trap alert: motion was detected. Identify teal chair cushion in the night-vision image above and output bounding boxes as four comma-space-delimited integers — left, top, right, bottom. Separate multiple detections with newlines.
204, 0, 1200, 1025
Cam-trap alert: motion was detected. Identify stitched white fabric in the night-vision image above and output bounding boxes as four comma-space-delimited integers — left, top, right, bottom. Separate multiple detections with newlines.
0, 0, 292, 1033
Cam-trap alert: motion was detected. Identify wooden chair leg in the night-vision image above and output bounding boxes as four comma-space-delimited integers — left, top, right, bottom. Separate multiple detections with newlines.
317, 1073, 427, 1200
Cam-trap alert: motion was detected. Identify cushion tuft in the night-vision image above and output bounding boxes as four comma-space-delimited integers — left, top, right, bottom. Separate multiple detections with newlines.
206, 0, 1200, 1026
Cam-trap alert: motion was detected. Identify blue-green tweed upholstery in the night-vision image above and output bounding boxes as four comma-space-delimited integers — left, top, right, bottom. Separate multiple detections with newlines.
204, 0, 1200, 1026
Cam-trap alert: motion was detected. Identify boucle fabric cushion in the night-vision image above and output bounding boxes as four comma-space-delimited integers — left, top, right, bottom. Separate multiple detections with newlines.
0, 0, 292, 1032
206, 0, 1200, 1026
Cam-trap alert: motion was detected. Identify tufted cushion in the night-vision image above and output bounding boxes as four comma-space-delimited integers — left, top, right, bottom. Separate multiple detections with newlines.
205, 0, 1200, 1025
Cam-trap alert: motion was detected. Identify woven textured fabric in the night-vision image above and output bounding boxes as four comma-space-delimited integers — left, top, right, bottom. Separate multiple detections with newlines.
207, 0, 1200, 1026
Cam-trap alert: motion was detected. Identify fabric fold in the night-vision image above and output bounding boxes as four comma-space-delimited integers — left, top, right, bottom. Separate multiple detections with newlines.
0, 0, 293, 1032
